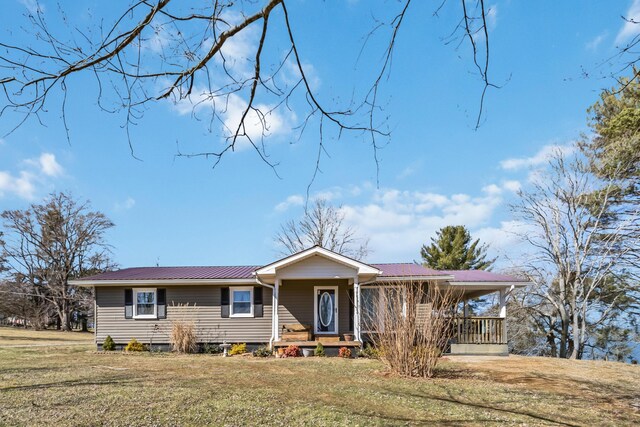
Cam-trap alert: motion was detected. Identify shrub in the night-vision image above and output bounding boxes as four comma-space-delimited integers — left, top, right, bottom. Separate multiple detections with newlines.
338, 347, 352, 358
358, 343, 379, 359
253, 345, 272, 357
102, 335, 116, 351
125, 338, 146, 352
314, 342, 325, 357
170, 320, 197, 353
283, 345, 301, 358
202, 343, 222, 354
229, 343, 247, 355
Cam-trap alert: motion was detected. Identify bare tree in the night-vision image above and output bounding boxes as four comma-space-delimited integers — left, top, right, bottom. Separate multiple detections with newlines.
275, 198, 369, 260
512, 149, 639, 359
365, 280, 460, 378
0, 0, 495, 182
0, 277, 54, 329
0, 192, 115, 331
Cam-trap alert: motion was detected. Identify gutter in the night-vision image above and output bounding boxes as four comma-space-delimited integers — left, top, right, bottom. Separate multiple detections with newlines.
253, 274, 275, 349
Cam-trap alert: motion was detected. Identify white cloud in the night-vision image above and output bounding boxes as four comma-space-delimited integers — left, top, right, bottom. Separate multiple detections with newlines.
500, 144, 575, 171
18, 0, 44, 14
482, 184, 502, 196
503, 180, 521, 192
474, 220, 528, 255
616, 0, 640, 45
221, 93, 286, 148
143, 24, 175, 54
274, 180, 520, 261
275, 195, 304, 212
282, 59, 321, 92
38, 153, 64, 177
115, 197, 136, 212
171, 89, 288, 149
0, 152, 65, 200
586, 32, 607, 51
0, 170, 36, 199
339, 186, 503, 261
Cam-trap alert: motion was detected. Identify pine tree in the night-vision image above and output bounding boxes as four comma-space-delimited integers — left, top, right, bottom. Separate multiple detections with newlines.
420, 225, 495, 270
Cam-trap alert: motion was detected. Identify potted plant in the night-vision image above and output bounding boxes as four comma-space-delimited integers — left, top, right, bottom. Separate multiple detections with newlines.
302, 348, 314, 357
343, 333, 354, 341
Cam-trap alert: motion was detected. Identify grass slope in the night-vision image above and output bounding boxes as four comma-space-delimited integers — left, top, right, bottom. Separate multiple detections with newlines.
0, 328, 638, 426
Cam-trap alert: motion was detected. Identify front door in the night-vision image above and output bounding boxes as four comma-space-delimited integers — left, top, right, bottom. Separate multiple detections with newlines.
314, 287, 338, 334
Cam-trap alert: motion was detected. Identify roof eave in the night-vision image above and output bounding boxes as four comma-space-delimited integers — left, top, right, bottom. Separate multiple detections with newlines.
70, 278, 256, 287
447, 281, 530, 287
373, 275, 455, 282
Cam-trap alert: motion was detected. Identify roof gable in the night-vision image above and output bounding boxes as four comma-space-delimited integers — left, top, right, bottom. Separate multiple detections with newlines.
255, 246, 380, 277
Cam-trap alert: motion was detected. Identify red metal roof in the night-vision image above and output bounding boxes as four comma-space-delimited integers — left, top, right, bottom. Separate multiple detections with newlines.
440, 270, 528, 282
77, 263, 523, 283
371, 263, 443, 277
79, 266, 258, 281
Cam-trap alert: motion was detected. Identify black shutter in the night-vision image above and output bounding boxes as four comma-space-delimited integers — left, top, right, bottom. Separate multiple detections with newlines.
157, 289, 167, 319
124, 289, 133, 319
348, 289, 354, 332
254, 286, 263, 318
221, 287, 230, 318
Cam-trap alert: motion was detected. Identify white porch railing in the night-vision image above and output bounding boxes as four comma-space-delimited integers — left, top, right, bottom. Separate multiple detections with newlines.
454, 317, 506, 345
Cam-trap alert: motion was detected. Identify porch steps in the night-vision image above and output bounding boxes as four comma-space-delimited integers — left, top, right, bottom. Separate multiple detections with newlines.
273, 340, 361, 348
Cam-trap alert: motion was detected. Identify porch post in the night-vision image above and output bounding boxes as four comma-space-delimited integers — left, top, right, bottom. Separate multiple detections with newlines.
463, 300, 469, 318
354, 278, 361, 342
274, 279, 280, 342
499, 287, 507, 344
499, 288, 506, 318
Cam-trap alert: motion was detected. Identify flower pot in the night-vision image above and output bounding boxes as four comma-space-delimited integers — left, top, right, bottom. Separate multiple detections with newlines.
302, 348, 314, 357
343, 334, 354, 342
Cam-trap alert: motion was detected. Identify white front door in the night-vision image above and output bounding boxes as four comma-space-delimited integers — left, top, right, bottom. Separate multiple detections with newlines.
314, 286, 338, 334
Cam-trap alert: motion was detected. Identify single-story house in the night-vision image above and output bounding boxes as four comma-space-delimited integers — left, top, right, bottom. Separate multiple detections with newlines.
72, 246, 528, 355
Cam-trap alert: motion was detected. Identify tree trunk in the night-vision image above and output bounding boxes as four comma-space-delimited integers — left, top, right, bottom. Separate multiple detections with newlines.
546, 332, 557, 357
60, 310, 71, 331
81, 317, 88, 332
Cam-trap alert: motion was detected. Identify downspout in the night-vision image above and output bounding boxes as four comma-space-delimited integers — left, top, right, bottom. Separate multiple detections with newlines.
254, 274, 275, 348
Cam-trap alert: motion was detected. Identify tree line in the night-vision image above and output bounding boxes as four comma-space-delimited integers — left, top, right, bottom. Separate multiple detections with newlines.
0, 193, 114, 331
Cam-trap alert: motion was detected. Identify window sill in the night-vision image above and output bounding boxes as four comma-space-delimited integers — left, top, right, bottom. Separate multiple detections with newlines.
133, 315, 157, 320
229, 313, 254, 318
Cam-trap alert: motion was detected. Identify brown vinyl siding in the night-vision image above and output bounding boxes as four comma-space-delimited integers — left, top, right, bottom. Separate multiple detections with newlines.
95, 285, 272, 344
278, 279, 353, 336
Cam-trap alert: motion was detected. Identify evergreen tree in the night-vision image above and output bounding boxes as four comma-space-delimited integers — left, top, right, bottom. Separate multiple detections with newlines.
420, 225, 495, 270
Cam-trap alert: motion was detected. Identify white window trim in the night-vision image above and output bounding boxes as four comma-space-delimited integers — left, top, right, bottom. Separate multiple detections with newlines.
133, 288, 157, 319
313, 285, 339, 335
230, 286, 254, 318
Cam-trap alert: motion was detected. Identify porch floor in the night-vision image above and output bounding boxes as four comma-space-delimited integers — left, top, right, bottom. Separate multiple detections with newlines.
273, 340, 361, 348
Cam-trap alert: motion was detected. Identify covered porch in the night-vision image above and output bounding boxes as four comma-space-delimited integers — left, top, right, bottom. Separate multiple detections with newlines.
447, 279, 519, 355
253, 246, 527, 355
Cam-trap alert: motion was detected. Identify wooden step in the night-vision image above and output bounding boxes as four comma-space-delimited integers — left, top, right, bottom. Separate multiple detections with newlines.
281, 331, 312, 341
317, 335, 340, 343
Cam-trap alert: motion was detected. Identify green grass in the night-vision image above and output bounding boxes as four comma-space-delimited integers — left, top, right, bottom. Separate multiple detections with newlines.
0, 329, 638, 426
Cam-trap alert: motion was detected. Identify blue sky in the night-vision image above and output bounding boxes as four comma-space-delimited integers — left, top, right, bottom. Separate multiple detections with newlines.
0, 0, 637, 268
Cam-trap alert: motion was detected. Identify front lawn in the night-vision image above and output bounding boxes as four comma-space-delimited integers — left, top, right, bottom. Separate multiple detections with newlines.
0, 330, 638, 426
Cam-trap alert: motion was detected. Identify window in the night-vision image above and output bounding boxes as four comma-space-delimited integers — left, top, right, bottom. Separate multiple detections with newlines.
134, 288, 157, 319
230, 287, 253, 317
361, 286, 406, 332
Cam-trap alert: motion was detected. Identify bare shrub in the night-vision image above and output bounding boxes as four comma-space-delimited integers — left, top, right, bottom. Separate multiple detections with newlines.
365, 281, 460, 378
170, 320, 197, 354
